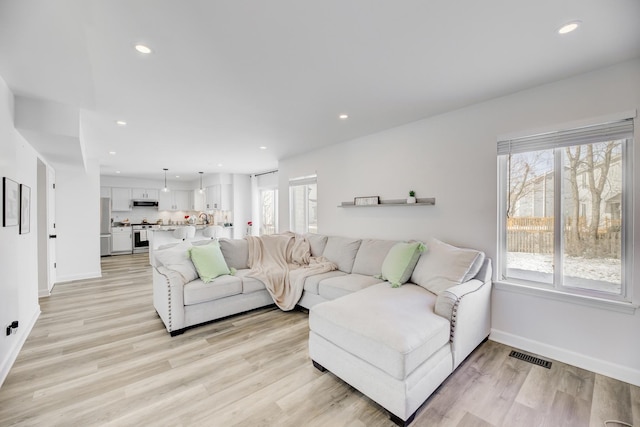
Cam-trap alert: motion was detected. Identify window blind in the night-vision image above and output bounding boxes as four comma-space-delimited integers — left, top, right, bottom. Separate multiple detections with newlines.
289, 175, 317, 186
497, 119, 634, 155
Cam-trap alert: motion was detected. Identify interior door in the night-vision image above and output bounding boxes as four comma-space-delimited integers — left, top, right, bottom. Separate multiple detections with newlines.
47, 167, 56, 289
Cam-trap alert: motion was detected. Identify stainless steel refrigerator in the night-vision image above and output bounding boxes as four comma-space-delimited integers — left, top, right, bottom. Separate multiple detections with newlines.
100, 197, 112, 256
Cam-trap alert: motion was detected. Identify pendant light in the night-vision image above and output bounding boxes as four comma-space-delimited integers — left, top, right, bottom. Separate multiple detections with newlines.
198, 171, 204, 194
162, 168, 170, 192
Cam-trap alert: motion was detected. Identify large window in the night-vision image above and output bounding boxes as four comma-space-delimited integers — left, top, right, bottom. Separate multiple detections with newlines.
260, 188, 278, 235
498, 119, 633, 301
289, 175, 317, 234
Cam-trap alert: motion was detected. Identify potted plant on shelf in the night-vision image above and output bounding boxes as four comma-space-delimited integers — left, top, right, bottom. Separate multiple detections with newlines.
407, 190, 416, 204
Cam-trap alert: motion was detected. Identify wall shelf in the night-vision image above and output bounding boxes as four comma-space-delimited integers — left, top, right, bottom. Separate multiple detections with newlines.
338, 197, 435, 207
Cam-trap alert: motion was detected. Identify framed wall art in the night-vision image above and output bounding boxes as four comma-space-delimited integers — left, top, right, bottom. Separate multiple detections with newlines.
20, 184, 31, 234
3, 177, 19, 227
354, 196, 379, 206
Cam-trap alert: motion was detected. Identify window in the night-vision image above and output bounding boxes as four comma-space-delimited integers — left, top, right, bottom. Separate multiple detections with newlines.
289, 175, 317, 234
260, 188, 278, 235
498, 119, 633, 301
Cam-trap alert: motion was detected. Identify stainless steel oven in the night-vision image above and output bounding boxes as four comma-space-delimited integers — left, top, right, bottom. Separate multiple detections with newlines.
132, 224, 157, 253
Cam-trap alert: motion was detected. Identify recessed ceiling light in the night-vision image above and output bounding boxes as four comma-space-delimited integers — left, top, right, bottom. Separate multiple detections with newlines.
109, 151, 116, 155
558, 20, 581, 34
116, 171, 121, 174
259, 146, 267, 150
175, 175, 180, 178
115, 120, 127, 126
135, 44, 152, 54
218, 163, 223, 167
339, 114, 349, 119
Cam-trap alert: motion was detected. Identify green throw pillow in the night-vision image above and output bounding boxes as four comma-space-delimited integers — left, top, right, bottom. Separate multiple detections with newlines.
189, 242, 231, 283
379, 241, 425, 288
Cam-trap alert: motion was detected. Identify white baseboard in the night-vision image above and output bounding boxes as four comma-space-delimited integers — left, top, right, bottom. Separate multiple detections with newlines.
0, 307, 40, 388
38, 289, 51, 298
55, 270, 102, 283
490, 329, 640, 387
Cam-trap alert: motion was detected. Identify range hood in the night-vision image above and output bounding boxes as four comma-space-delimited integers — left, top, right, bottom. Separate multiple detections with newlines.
133, 200, 158, 207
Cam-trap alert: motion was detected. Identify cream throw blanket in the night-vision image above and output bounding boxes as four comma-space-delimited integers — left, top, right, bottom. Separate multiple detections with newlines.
246, 232, 337, 310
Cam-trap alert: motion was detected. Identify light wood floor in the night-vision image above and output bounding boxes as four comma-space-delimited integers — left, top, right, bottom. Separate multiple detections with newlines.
0, 253, 638, 427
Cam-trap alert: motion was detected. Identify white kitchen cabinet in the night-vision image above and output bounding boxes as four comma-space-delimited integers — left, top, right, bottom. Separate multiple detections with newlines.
205, 185, 220, 210
132, 188, 159, 200
111, 188, 132, 211
112, 227, 132, 253
159, 190, 190, 211
220, 183, 233, 210
192, 189, 205, 211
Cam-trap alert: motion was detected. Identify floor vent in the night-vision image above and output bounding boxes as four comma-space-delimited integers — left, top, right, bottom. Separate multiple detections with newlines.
509, 350, 552, 369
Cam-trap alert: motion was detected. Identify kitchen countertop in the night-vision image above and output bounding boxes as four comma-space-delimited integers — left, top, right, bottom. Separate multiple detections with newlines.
153, 224, 233, 231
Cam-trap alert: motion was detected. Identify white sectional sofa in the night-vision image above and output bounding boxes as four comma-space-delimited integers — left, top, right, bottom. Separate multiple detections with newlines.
151, 233, 492, 425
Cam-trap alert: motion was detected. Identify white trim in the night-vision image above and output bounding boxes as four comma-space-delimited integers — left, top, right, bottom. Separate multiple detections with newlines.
38, 289, 51, 298
0, 307, 40, 388
497, 109, 637, 142
490, 329, 640, 387
494, 281, 638, 314
55, 271, 102, 283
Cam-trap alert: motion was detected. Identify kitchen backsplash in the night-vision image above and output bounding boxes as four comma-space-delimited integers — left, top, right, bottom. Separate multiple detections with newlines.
112, 207, 232, 225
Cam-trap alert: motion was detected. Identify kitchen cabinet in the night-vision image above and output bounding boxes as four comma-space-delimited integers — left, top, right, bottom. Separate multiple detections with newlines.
220, 183, 233, 210
192, 189, 206, 211
159, 189, 190, 211
132, 188, 159, 200
111, 188, 132, 211
204, 185, 220, 210
112, 227, 132, 254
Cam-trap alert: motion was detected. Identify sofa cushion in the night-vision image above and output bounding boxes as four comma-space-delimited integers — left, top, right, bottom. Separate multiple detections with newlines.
304, 233, 329, 257
190, 242, 231, 283
310, 282, 450, 380
183, 275, 243, 305
153, 241, 198, 283
235, 268, 267, 294
411, 237, 485, 295
351, 239, 398, 276
318, 274, 384, 300
380, 241, 425, 287
219, 238, 250, 270
322, 236, 362, 273
303, 270, 347, 295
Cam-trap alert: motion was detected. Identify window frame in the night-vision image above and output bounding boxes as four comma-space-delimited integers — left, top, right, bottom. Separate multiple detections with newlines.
497, 118, 634, 307
288, 175, 317, 234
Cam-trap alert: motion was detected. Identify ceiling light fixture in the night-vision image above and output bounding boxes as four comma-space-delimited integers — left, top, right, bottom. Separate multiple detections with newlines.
162, 168, 169, 193
109, 151, 116, 155
259, 146, 267, 150
198, 172, 204, 194
135, 44, 152, 54
339, 114, 349, 119
558, 20, 581, 34
116, 171, 121, 174
116, 120, 127, 126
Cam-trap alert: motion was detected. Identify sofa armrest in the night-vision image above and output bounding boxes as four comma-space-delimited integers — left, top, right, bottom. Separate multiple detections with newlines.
434, 279, 483, 321
153, 266, 186, 333
435, 259, 492, 368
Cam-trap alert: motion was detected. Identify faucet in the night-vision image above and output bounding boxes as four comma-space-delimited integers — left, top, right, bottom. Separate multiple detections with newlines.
198, 212, 209, 224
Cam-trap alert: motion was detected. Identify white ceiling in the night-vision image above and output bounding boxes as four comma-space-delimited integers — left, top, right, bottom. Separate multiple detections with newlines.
1, 0, 639, 180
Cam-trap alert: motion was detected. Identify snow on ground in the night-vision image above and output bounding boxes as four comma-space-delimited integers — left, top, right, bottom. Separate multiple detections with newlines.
508, 252, 621, 285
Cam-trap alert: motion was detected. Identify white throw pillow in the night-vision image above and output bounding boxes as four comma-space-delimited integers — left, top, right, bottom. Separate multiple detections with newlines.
154, 241, 198, 283
410, 237, 485, 295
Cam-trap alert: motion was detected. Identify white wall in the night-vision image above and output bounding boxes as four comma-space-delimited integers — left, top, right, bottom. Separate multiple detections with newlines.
278, 59, 640, 386
0, 77, 41, 386
55, 159, 101, 282
232, 174, 251, 238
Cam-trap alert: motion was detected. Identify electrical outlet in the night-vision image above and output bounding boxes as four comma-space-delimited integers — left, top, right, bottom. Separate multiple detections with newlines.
5, 321, 19, 336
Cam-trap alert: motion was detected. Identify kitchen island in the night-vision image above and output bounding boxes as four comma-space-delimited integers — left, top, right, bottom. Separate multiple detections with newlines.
147, 226, 233, 265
